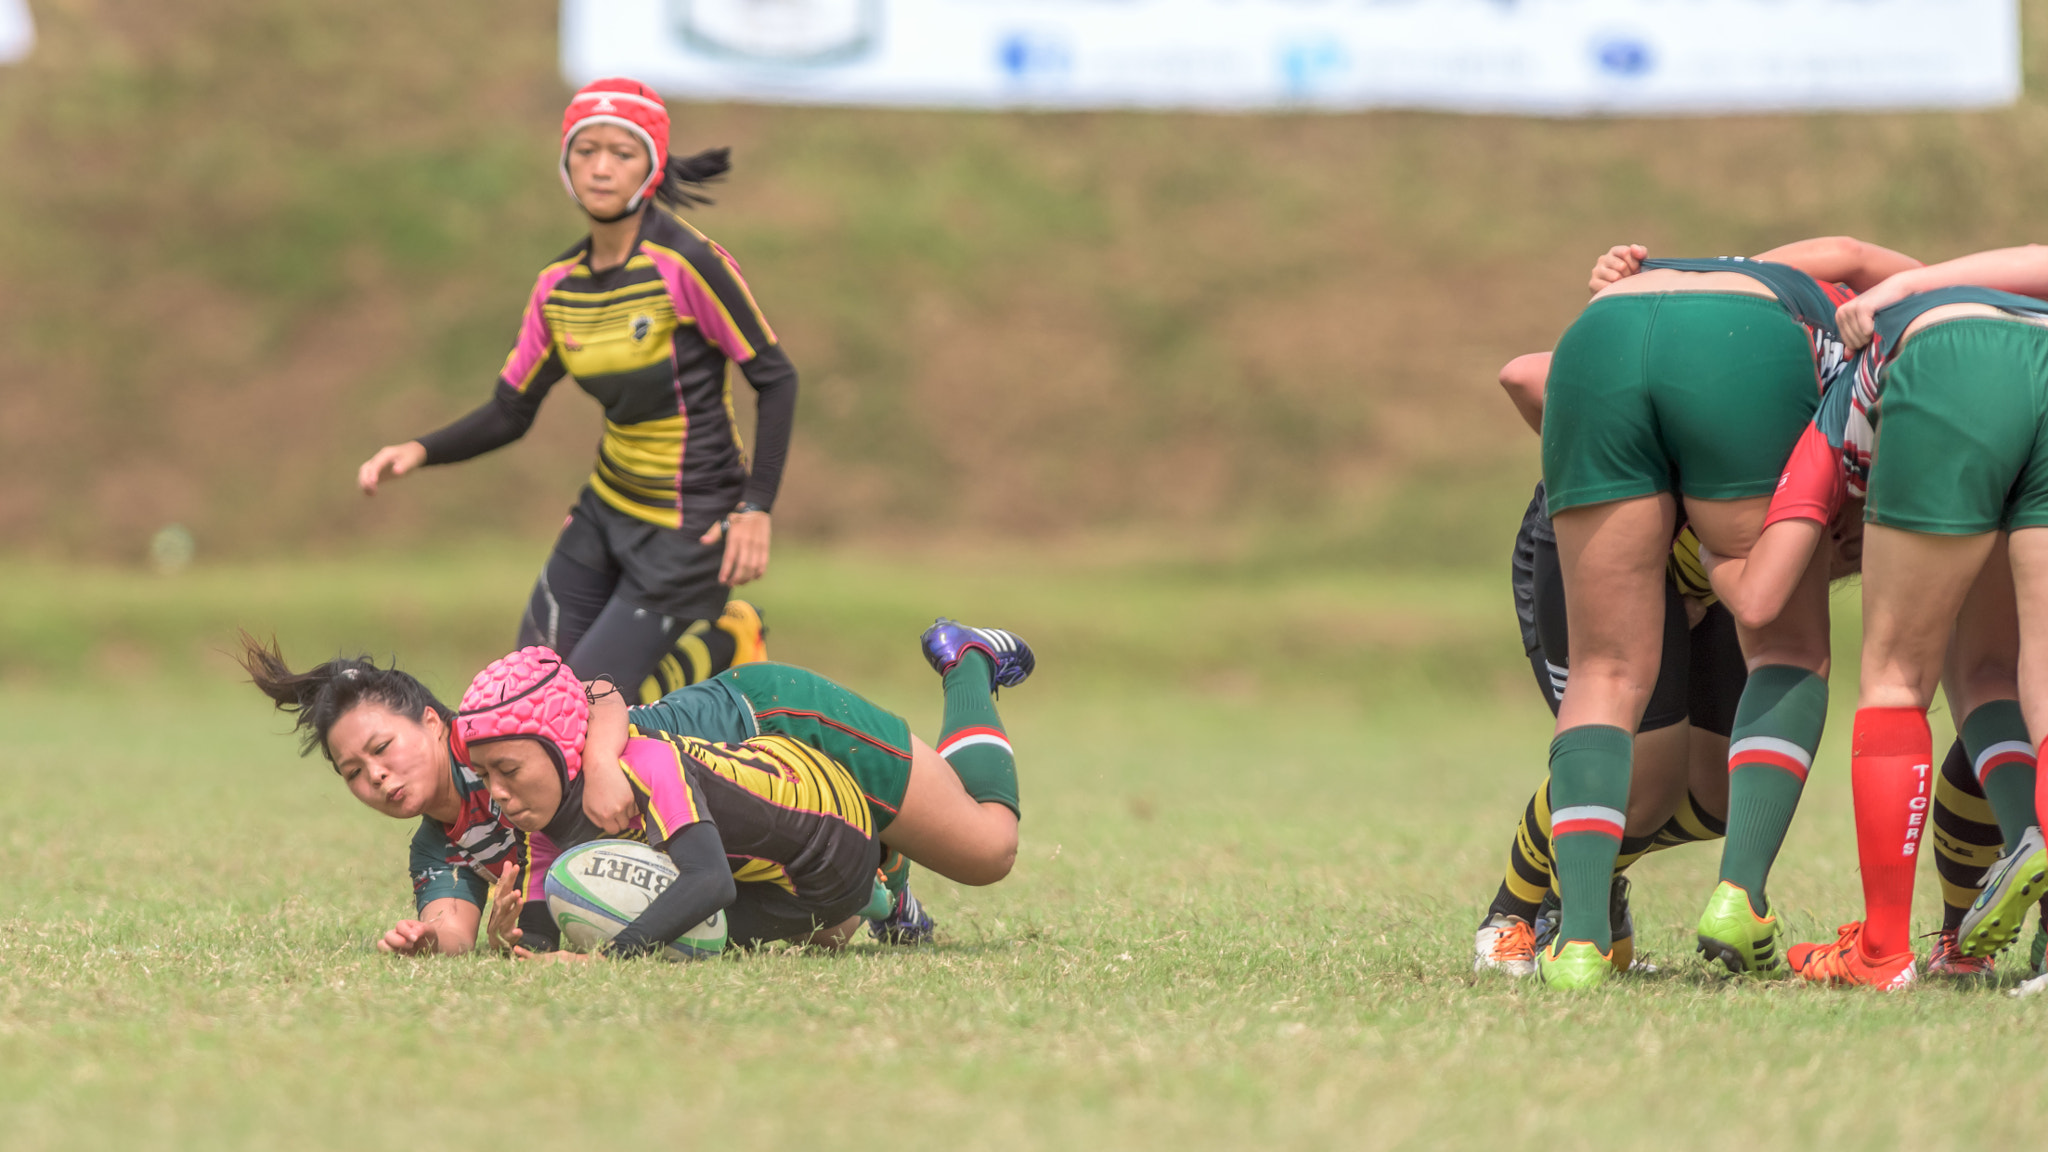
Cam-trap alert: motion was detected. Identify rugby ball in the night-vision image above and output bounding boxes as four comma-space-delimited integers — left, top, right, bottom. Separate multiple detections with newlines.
544, 839, 727, 961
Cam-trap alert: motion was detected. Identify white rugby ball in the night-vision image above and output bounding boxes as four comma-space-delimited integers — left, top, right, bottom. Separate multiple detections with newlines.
544, 839, 727, 961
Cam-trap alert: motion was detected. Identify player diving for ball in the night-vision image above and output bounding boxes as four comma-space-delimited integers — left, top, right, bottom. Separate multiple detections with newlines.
237, 618, 1034, 955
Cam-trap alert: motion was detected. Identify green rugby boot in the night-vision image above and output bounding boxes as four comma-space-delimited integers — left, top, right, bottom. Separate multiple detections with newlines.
1535, 877, 1640, 973
1538, 939, 1614, 990
1695, 880, 1789, 978
1960, 826, 2048, 958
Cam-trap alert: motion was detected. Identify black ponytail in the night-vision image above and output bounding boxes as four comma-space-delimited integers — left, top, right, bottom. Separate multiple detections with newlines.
237, 631, 452, 762
656, 147, 732, 209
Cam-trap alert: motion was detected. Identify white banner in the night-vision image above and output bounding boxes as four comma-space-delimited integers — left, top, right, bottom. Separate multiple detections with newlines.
562, 0, 2019, 114
0, 0, 33, 65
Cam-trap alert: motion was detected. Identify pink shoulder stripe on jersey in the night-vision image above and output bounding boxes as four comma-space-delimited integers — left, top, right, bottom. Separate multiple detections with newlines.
619, 736, 703, 842
522, 832, 559, 904
643, 241, 765, 364
498, 256, 583, 392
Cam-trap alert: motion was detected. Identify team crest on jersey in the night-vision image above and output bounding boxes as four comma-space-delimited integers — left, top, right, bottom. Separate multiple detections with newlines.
632, 314, 652, 341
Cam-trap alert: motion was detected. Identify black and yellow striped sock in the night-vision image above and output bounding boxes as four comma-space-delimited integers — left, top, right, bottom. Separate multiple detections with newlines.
635, 619, 740, 704
1485, 783, 1554, 924
1933, 737, 2005, 933
1650, 791, 1727, 851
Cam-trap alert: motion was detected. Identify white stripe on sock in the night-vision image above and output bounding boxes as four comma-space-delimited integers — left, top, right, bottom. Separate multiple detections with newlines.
1730, 735, 1813, 769
1974, 740, 2035, 780
938, 732, 1013, 758
1551, 805, 1625, 831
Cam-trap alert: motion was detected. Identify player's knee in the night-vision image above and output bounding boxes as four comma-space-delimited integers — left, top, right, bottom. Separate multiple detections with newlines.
954, 819, 1018, 886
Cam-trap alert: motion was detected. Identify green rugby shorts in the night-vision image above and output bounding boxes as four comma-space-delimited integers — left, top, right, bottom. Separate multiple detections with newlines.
720, 663, 916, 831
1542, 292, 1820, 515
1866, 317, 2048, 535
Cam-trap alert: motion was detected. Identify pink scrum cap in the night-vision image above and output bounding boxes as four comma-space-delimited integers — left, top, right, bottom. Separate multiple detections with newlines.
453, 646, 590, 781
560, 77, 669, 214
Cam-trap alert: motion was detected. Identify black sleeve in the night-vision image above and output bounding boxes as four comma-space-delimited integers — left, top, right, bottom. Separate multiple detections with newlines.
516, 900, 560, 953
737, 345, 797, 512
602, 821, 737, 959
415, 375, 559, 466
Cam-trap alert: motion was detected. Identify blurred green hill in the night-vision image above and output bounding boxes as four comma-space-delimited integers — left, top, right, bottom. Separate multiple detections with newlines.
4, 1, 2048, 566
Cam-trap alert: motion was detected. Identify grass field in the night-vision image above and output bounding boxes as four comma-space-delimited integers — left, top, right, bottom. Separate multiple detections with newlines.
3, 543, 2045, 1150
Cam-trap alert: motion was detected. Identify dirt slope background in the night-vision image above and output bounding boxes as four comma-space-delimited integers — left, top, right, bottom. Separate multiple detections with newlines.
3, 0, 2047, 565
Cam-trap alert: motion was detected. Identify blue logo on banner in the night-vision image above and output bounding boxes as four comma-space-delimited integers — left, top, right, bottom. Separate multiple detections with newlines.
1592, 36, 1655, 78
998, 32, 1071, 82
1280, 37, 1349, 96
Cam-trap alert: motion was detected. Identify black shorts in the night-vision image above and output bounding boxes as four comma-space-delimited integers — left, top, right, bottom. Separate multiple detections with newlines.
724, 872, 877, 949
552, 486, 732, 620
1511, 497, 1746, 737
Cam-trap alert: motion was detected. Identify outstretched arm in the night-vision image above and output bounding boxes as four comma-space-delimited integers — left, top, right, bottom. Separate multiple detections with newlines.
1750, 236, 1921, 293
378, 897, 483, 956
1499, 352, 1551, 435
1838, 244, 2048, 349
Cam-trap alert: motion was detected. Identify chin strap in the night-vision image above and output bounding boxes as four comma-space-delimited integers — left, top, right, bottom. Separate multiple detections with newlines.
580, 200, 641, 226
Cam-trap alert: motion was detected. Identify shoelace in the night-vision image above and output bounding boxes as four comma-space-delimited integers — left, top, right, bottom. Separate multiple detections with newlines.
1804, 923, 1865, 980
1923, 930, 1991, 974
1491, 920, 1536, 962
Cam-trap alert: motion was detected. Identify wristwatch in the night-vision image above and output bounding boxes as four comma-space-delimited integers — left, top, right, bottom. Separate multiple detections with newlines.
733, 501, 769, 516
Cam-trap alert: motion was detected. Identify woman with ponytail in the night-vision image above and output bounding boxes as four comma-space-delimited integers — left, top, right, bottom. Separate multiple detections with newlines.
236, 632, 636, 955
355, 78, 793, 706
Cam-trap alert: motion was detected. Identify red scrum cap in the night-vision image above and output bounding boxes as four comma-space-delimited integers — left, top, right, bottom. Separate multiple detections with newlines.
560, 78, 669, 213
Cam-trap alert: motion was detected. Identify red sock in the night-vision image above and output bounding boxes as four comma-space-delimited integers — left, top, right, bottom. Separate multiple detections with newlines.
2036, 738, 2048, 834
1851, 707, 1932, 958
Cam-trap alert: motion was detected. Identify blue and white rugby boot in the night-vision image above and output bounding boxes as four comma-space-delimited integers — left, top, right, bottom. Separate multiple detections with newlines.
868, 887, 936, 945
1961, 825, 2048, 958
920, 619, 1036, 689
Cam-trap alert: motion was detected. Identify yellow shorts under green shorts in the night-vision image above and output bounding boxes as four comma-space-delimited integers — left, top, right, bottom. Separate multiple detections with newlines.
1866, 318, 2048, 535
1542, 292, 1820, 515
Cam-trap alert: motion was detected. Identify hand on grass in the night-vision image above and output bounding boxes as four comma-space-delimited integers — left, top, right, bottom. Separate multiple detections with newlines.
1589, 244, 1648, 295
377, 919, 438, 956
358, 442, 427, 495
701, 510, 771, 586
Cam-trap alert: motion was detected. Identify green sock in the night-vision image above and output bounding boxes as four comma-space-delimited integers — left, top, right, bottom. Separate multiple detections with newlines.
938, 651, 1019, 815
1719, 664, 1828, 915
1961, 700, 2038, 846
1549, 725, 1634, 951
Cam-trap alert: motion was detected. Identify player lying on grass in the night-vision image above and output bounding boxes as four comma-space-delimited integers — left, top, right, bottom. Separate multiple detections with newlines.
1511, 236, 1917, 988
597, 618, 1036, 942
238, 616, 1033, 953
240, 631, 614, 954
456, 646, 887, 957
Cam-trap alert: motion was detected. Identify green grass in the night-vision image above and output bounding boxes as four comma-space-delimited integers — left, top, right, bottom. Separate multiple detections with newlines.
0, 545, 2035, 1149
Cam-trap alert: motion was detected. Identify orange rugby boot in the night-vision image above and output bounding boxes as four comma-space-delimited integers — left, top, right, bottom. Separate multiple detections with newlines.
1787, 921, 1917, 991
